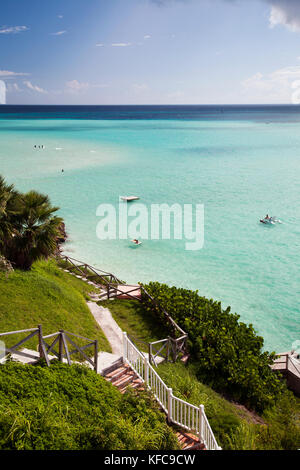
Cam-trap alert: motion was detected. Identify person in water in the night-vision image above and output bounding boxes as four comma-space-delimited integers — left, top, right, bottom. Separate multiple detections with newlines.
132, 239, 139, 244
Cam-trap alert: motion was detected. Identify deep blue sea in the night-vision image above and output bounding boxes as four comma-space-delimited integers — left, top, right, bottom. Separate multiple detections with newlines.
0, 105, 299, 352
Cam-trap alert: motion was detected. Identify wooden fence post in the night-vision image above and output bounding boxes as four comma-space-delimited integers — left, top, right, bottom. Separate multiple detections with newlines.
59, 331, 64, 362
166, 337, 170, 362
94, 340, 98, 372
144, 356, 149, 386
168, 388, 173, 423
148, 343, 152, 366
38, 324, 44, 360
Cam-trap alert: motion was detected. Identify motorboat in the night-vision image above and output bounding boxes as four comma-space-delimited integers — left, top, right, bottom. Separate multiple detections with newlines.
260, 216, 282, 225
260, 217, 275, 225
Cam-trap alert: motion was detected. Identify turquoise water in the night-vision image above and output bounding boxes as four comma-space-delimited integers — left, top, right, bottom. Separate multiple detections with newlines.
0, 109, 299, 352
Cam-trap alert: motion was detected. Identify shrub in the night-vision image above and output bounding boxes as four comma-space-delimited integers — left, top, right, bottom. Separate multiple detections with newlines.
0, 361, 179, 450
142, 282, 285, 411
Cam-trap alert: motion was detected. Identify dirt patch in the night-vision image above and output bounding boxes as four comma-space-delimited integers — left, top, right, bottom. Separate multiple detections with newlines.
231, 402, 266, 425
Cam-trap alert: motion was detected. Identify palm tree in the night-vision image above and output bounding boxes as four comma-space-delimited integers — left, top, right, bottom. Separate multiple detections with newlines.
0, 176, 19, 246
3, 190, 63, 270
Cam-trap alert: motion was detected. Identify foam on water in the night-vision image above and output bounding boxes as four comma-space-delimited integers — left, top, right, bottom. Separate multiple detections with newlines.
0, 109, 299, 352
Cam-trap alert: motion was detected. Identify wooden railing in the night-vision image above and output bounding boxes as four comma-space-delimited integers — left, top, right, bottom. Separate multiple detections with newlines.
0, 325, 98, 371
59, 255, 122, 287
58, 255, 189, 363
123, 332, 221, 451
43, 330, 98, 371
0, 325, 49, 365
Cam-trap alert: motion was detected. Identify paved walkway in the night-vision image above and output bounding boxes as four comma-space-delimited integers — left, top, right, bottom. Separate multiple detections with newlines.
87, 301, 123, 356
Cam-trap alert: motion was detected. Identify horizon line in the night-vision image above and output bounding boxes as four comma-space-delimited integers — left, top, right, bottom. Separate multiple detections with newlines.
1, 103, 300, 107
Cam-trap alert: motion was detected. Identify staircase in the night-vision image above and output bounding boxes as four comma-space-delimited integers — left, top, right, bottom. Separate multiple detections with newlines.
104, 363, 144, 394
103, 362, 204, 450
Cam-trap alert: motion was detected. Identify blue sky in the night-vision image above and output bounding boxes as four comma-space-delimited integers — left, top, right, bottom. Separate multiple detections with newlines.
2, 0, 300, 104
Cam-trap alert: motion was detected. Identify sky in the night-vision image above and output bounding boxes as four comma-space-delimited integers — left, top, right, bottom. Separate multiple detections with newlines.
1, 0, 300, 104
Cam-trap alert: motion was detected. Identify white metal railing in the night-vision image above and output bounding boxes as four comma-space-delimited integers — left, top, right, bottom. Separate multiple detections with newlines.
122, 332, 221, 450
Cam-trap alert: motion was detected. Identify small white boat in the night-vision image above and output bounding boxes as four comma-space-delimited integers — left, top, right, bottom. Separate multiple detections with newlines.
120, 196, 140, 202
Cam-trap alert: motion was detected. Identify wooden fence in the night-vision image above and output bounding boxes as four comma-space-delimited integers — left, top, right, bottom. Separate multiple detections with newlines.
0, 325, 98, 371
58, 255, 189, 364
59, 255, 122, 287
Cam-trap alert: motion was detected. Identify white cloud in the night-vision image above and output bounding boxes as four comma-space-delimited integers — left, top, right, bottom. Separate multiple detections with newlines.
242, 66, 300, 103
66, 80, 108, 94
111, 42, 132, 47
6, 82, 22, 93
144, 35, 151, 39
24, 81, 48, 94
0, 25, 29, 34
51, 30, 67, 36
265, 0, 300, 32
132, 83, 149, 93
58, 15, 63, 19
96, 43, 104, 47
167, 90, 185, 102
66, 80, 90, 92
0, 70, 29, 78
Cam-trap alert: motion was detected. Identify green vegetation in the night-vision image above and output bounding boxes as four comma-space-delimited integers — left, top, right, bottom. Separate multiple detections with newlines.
1, 175, 298, 450
0, 175, 62, 270
0, 259, 110, 352
158, 362, 300, 450
142, 282, 285, 412
98, 298, 300, 450
100, 299, 169, 351
0, 361, 179, 450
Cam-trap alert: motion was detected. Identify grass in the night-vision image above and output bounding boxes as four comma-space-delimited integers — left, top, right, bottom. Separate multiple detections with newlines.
0, 259, 111, 353
0, 361, 179, 450
100, 299, 169, 351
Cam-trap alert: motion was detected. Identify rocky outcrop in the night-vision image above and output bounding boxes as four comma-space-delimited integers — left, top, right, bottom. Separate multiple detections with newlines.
0, 255, 14, 273
57, 222, 67, 244
55, 222, 67, 256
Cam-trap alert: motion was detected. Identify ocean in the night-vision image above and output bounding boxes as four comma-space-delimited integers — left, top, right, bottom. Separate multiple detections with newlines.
0, 105, 299, 352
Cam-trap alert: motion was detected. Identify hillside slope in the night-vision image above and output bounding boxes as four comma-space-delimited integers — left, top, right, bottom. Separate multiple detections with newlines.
0, 259, 110, 352
0, 361, 179, 450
